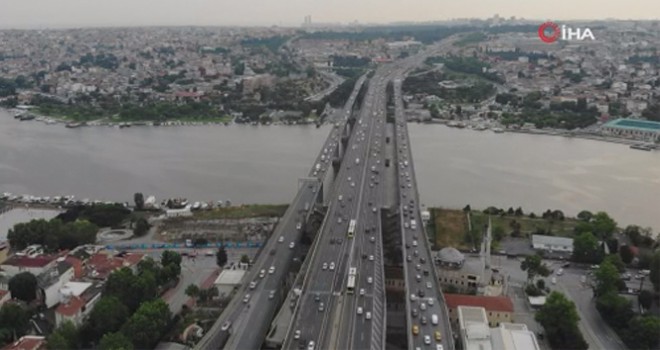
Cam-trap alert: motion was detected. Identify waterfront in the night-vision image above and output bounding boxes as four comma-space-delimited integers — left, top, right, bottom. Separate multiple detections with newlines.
0, 208, 61, 240
1, 110, 659, 229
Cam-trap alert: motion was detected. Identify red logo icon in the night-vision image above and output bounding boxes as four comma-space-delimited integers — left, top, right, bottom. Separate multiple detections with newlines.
538, 22, 560, 43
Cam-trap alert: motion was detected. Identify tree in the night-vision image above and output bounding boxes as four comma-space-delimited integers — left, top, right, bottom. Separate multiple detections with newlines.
0, 303, 30, 344
638, 290, 654, 310
619, 244, 634, 264
161, 250, 182, 270
185, 284, 200, 298
84, 297, 129, 341
240, 254, 250, 264
596, 292, 634, 329
216, 248, 228, 267
514, 207, 524, 216
492, 225, 505, 241
591, 212, 617, 240
47, 321, 79, 349
133, 217, 150, 237
121, 299, 171, 349
577, 210, 593, 221
520, 254, 550, 285
604, 254, 625, 272
650, 251, 660, 292
535, 291, 587, 350
463, 204, 471, 212
133, 193, 144, 210
8, 272, 37, 302
594, 260, 622, 296
572, 232, 603, 264
105, 268, 156, 312
623, 316, 660, 350
624, 225, 642, 246
99, 332, 134, 350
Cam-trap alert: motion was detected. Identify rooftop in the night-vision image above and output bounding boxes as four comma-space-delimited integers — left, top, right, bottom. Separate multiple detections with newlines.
55, 296, 85, 317
438, 247, 466, 264
531, 234, 573, 248
491, 323, 541, 350
446, 294, 514, 313
214, 269, 246, 285
2, 255, 57, 268
604, 118, 660, 131
0, 335, 46, 350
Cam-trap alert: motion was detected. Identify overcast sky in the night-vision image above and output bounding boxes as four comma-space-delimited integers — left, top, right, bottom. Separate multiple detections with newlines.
1, 0, 659, 28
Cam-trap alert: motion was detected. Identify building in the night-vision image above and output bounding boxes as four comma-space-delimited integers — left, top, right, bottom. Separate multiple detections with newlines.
445, 294, 514, 327
214, 269, 246, 296
165, 206, 192, 218
0, 254, 60, 278
531, 234, 573, 253
54, 282, 103, 327
0, 242, 9, 264
0, 336, 46, 350
601, 118, 660, 141
457, 306, 540, 350
36, 260, 74, 308
85, 251, 144, 279
437, 248, 483, 293
436, 247, 466, 268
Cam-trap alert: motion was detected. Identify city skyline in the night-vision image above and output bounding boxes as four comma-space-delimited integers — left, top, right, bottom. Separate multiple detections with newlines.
1, 0, 659, 29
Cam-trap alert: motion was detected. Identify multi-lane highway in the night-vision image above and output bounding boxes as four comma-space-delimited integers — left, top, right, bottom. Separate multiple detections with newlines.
195, 76, 366, 350
393, 78, 453, 350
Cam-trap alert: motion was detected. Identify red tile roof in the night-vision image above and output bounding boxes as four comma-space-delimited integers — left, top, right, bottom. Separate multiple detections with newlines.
445, 294, 514, 313
122, 253, 144, 266
0, 336, 46, 350
64, 256, 83, 279
55, 296, 85, 317
86, 252, 143, 279
2, 255, 56, 268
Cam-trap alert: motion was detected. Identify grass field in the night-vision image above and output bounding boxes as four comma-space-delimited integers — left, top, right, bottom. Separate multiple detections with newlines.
470, 211, 580, 238
430, 208, 470, 250
192, 204, 288, 220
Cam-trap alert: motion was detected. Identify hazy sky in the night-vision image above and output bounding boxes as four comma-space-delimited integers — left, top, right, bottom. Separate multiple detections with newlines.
1, 0, 659, 28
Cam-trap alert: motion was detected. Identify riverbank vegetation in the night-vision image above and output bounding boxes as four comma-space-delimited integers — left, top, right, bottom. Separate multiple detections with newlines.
192, 204, 288, 220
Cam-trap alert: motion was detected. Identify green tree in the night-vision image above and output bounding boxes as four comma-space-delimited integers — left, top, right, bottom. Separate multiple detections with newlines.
133, 217, 150, 237
46, 332, 70, 350
0, 303, 30, 344
161, 250, 182, 269
133, 192, 144, 210
650, 251, 660, 292
572, 232, 603, 264
492, 225, 505, 241
216, 248, 228, 267
185, 284, 200, 298
48, 321, 79, 349
594, 259, 622, 296
99, 332, 134, 350
577, 210, 593, 221
623, 316, 660, 350
535, 291, 587, 350
591, 212, 617, 240
121, 299, 171, 349
85, 297, 129, 341
105, 268, 157, 312
8, 272, 38, 302
596, 292, 634, 329
520, 254, 550, 285
619, 245, 634, 264
604, 254, 625, 272
240, 254, 250, 264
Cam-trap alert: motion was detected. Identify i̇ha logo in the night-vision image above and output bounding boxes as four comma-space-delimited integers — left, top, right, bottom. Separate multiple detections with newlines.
538, 21, 595, 43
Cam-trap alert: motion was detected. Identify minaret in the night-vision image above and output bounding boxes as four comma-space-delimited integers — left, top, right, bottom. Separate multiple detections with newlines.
485, 216, 492, 269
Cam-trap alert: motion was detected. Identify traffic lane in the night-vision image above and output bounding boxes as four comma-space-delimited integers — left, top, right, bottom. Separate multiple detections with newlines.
352, 295, 374, 349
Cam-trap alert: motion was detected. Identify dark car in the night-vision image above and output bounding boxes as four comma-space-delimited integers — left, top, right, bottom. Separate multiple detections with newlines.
417, 289, 425, 297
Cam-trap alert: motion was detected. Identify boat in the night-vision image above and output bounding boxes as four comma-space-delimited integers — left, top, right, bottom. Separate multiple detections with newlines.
630, 144, 653, 151
65, 122, 83, 128
492, 128, 504, 133
19, 114, 35, 121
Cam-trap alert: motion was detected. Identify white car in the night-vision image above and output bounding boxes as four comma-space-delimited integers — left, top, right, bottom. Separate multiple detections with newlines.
259, 269, 266, 278
357, 307, 363, 315
420, 303, 427, 311
278, 236, 284, 243
289, 242, 295, 249
370, 236, 375, 243
359, 288, 365, 296
369, 255, 374, 261
296, 222, 302, 230
426, 281, 432, 289
424, 335, 431, 345
365, 311, 372, 320
268, 266, 275, 274
249, 281, 257, 289
294, 330, 301, 340
329, 262, 336, 270
367, 276, 373, 284
307, 341, 315, 350
322, 263, 328, 270
428, 298, 434, 306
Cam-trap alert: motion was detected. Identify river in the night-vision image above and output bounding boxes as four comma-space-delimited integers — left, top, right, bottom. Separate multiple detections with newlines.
1, 110, 659, 229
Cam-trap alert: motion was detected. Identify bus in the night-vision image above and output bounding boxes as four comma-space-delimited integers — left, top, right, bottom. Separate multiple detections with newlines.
347, 219, 356, 238
347, 267, 357, 294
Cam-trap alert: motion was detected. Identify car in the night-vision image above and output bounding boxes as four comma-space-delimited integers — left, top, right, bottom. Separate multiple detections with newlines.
407, 255, 412, 262
329, 262, 335, 270
428, 298, 434, 306
434, 331, 442, 341
370, 236, 376, 243
259, 269, 266, 278
318, 302, 325, 312
367, 276, 373, 284
249, 281, 257, 289
365, 311, 372, 320
289, 242, 295, 249
369, 255, 374, 261
405, 243, 411, 249
351, 182, 356, 187
269, 266, 275, 274
357, 307, 363, 315
424, 335, 431, 345
420, 257, 426, 264
269, 290, 275, 299
412, 325, 420, 336
426, 281, 432, 289
423, 269, 429, 276
412, 309, 419, 318
337, 217, 342, 224
416, 264, 421, 271
420, 303, 427, 311
421, 316, 427, 325
322, 263, 328, 270
372, 207, 377, 213
410, 293, 417, 302
329, 238, 335, 244
307, 340, 315, 350
556, 268, 564, 276
294, 330, 301, 340
362, 253, 368, 260
243, 294, 250, 303
296, 222, 302, 230
269, 248, 276, 255
418, 289, 425, 297
359, 288, 365, 296
278, 236, 284, 243
412, 240, 418, 247
416, 274, 422, 282
336, 238, 343, 244
436, 345, 444, 350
